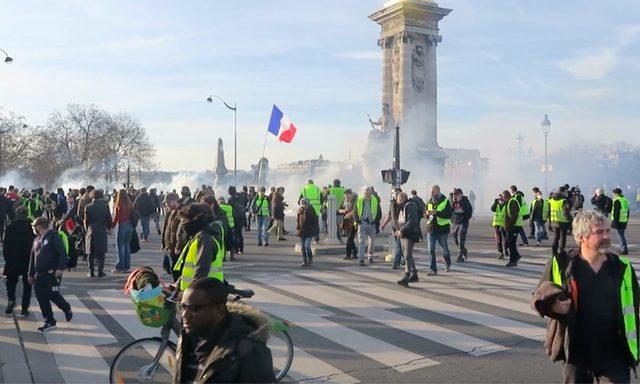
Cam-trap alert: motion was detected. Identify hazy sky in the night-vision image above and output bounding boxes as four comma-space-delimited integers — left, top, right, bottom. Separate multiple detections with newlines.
1, 0, 638, 172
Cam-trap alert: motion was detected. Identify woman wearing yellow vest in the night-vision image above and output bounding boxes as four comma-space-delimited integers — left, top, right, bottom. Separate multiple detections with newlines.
173, 203, 224, 292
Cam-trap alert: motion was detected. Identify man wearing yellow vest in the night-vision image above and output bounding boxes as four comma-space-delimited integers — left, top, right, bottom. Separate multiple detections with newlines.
532, 210, 639, 383
530, 187, 549, 247
425, 185, 453, 275
549, 186, 572, 256
174, 203, 223, 291
510, 185, 530, 247
353, 186, 380, 266
251, 187, 271, 246
612, 188, 630, 255
502, 190, 522, 267
490, 192, 508, 260
299, 180, 323, 243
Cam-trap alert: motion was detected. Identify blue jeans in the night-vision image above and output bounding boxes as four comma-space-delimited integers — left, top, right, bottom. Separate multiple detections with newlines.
257, 216, 269, 244
140, 215, 150, 238
393, 235, 404, 267
300, 237, 313, 263
534, 218, 547, 243
428, 232, 451, 272
615, 227, 628, 252
116, 221, 133, 271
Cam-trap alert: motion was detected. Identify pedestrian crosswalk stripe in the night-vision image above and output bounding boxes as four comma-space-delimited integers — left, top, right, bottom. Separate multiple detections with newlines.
339, 268, 535, 315
295, 271, 545, 342
284, 346, 360, 384
237, 279, 439, 373
252, 274, 509, 356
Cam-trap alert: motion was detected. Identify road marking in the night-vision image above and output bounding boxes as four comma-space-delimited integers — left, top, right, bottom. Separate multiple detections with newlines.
286, 346, 360, 384
296, 271, 544, 342
253, 275, 508, 356
238, 279, 438, 373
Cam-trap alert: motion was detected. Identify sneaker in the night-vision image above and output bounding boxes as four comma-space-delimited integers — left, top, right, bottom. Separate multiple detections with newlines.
497, 253, 505, 260
37, 322, 57, 332
427, 270, 437, 276
536, 242, 542, 247
257, 243, 263, 246
528, 235, 535, 239
263, 242, 269, 247
445, 265, 451, 273
358, 260, 365, 267
64, 309, 73, 322
519, 243, 529, 247
367, 256, 374, 264
5, 300, 15, 315
342, 256, 352, 260
86, 273, 95, 278
408, 274, 419, 283
157, 229, 161, 235
392, 264, 400, 270
98, 272, 106, 278
300, 262, 309, 268
506, 261, 518, 268
20, 308, 29, 317
456, 256, 465, 263
308, 258, 313, 266
397, 276, 409, 287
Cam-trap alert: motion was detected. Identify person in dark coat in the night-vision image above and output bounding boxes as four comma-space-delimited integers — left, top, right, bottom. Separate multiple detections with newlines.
297, 199, 318, 267
591, 188, 613, 216
28, 217, 72, 331
84, 189, 112, 277
3, 206, 35, 316
134, 187, 156, 241
0, 187, 12, 243
173, 278, 275, 384
396, 193, 421, 287
451, 188, 473, 263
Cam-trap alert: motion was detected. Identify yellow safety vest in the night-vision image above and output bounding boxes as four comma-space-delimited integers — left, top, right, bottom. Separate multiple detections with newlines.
58, 231, 69, 256
505, 197, 522, 227
612, 196, 630, 223
427, 198, 451, 226
328, 186, 346, 209
530, 198, 550, 221
356, 195, 379, 222
219, 203, 235, 228
254, 196, 270, 217
301, 184, 322, 215
174, 233, 224, 291
549, 198, 569, 223
492, 204, 505, 227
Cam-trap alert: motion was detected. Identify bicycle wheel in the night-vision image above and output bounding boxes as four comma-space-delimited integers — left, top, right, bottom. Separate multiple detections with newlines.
110, 337, 177, 384
268, 329, 294, 382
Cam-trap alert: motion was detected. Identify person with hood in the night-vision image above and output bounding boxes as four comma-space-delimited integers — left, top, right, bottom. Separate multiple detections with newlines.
532, 210, 639, 383
425, 185, 453, 275
173, 278, 275, 383
395, 193, 421, 287
84, 189, 113, 277
134, 187, 155, 242
3, 206, 35, 316
549, 186, 573, 256
297, 199, 318, 267
591, 188, 613, 216
28, 217, 72, 332
451, 188, 473, 263
503, 190, 522, 267
173, 203, 223, 292
611, 188, 630, 255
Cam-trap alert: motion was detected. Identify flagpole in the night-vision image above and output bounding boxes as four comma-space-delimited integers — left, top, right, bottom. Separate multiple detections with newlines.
257, 128, 269, 185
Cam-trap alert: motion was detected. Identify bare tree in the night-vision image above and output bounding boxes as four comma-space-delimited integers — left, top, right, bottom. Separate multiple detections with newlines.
0, 108, 33, 177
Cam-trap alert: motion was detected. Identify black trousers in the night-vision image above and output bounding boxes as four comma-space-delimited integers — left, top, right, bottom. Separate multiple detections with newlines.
6, 272, 32, 309
552, 227, 568, 256
563, 363, 630, 384
453, 222, 469, 257
346, 228, 357, 258
529, 218, 535, 237
506, 228, 520, 263
493, 226, 507, 255
89, 252, 105, 274
234, 224, 244, 252
34, 273, 70, 324
0, 215, 5, 242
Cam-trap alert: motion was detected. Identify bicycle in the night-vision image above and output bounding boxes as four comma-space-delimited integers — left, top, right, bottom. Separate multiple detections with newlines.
109, 284, 294, 383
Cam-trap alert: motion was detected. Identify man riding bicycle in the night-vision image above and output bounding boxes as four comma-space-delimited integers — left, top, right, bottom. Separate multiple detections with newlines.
173, 278, 276, 383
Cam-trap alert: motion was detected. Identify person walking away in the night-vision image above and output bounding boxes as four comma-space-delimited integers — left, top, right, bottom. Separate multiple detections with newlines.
611, 188, 630, 255
503, 190, 522, 267
297, 199, 318, 267
549, 186, 572, 256
3, 206, 35, 316
245, 186, 256, 231
251, 187, 271, 246
340, 190, 358, 260
396, 193, 421, 287
510, 186, 530, 247
134, 187, 155, 242
54, 188, 67, 221
112, 189, 134, 273
528, 187, 540, 239
173, 278, 275, 383
329, 179, 346, 242
28, 217, 72, 331
591, 188, 613, 216
572, 186, 585, 214
530, 188, 549, 246
425, 185, 453, 275
299, 180, 323, 243
217, 196, 237, 260
532, 210, 639, 383
161, 193, 182, 281
77, 186, 94, 226
84, 190, 112, 277
491, 193, 508, 260
353, 186, 379, 266
227, 187, 246, 254
150, 188, 162, 235
409, 190, 426, 242
381, 189, 404, 269
451, 188, 473, 263
269, 187, 287, 241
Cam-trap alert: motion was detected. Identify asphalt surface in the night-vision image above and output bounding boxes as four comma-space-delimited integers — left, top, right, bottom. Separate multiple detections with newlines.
1, 216, 639, 383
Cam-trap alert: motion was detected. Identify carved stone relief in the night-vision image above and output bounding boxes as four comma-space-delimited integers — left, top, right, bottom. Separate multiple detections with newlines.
412, 45, 425, 93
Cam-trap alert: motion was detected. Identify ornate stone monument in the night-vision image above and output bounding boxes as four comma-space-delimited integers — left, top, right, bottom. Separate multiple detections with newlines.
366, 0, 451, 178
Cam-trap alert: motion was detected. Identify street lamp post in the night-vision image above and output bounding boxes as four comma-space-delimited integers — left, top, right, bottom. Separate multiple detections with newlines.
0, 49, 13, 63
207, 95, 237, 186
541, 114, 551, 194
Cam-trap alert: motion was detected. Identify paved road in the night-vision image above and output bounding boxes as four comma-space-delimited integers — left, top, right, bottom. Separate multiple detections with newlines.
1, 217, 638, 383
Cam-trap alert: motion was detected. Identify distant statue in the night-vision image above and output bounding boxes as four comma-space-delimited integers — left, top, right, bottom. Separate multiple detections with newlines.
412, 45, 425, 93
367, 103, 395, 136
392, 44, 400, 94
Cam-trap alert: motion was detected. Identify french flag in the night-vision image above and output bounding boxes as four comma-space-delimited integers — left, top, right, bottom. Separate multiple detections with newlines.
267, 104, 297, 143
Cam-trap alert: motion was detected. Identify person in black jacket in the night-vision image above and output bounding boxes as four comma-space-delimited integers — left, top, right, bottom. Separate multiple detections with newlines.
451, 188, 473, 263
3, 206, 35, 316
425, 185, 453, 275
134, 187, 156, 241
28, 217, 72, 331
396, 193, 421, 287
591, 188, 613, 216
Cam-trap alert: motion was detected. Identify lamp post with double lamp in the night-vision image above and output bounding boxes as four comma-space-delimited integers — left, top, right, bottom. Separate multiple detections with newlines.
0, 49, 13, 63
541, 114, 551, 194
206, 95, 237, 186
